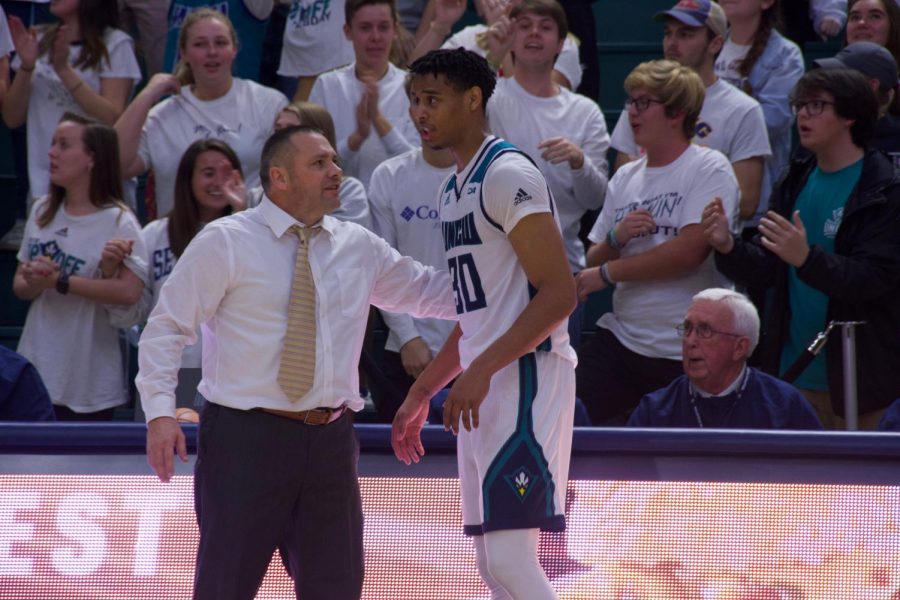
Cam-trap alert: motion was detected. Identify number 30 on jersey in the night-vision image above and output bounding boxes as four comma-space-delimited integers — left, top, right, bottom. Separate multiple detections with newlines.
448, 253, 487, 314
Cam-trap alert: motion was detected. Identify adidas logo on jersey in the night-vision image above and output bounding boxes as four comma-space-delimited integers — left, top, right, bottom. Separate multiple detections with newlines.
54, 227, 69, 237
513, 188, 532, 206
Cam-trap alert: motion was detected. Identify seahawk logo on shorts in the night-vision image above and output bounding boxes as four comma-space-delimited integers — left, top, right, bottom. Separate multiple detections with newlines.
505, 467, 536, 502
513, 188, 532, 206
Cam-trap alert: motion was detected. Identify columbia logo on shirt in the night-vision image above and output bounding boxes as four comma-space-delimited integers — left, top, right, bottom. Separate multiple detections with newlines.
513, 188, 532, 206
401, 206, 440, 222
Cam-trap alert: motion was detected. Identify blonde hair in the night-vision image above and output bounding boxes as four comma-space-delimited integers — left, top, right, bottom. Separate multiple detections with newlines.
624, 59, 705, 139
174, 8, 238, 86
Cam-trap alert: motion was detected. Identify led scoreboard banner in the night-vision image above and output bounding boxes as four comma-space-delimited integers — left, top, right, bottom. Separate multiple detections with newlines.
2, 424, 899, 599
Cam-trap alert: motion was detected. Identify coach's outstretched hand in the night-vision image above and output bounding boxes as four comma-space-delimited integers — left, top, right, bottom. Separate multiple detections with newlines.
392, 395, 430, 465
147, 416, 188, 482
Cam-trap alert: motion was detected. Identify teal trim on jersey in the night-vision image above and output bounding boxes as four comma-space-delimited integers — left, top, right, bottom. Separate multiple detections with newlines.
480, 353, 557, 525
471, 139, 518, 185
475, 140, 518, 232
528, 283, 552, 352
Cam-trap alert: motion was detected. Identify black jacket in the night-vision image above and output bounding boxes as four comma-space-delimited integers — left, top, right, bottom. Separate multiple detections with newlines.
716, 150, 900, 415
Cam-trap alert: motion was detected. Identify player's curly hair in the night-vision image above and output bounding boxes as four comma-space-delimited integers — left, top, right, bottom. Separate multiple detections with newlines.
408, 48, 496, 110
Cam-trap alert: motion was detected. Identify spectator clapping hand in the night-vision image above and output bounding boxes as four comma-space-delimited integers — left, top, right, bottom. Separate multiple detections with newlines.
538, 137, 585, 170
143, 72, 182, 103
220, 160, 247, 212
701, 197, 734, 254
8, 16, 38, 70
20, 257, 60, 294
49, 25, 72, 76
818, 16, 843, 39
433, 0, 467, 33
485, 14, 513, 69
99, 239, 134, 279
614, 208, 656, 247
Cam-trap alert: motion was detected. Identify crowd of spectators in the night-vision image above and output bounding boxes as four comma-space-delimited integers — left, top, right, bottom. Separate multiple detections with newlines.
1, 0, 899, 430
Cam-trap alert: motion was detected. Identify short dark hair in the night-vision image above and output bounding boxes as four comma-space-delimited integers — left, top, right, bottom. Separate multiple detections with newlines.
345, 0, 397, 26
792, 68, 879, 149
408, 48, 497, 110
260, 125, 325, 193
509, 0, 568, 41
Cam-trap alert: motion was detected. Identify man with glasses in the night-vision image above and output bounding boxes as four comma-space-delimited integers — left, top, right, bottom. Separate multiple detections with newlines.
703, 68, 900, 430
575, 59, 740, 425
628, 288, 822, 429
611, 0, 771, 224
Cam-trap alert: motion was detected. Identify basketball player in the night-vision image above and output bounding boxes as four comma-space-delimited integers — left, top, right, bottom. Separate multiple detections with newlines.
391, 48, 577, 599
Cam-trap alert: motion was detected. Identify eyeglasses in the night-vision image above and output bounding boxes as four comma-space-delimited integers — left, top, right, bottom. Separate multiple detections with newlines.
625, 96, 665, 113
675, 322, 743, 340
790, 100, 835, 117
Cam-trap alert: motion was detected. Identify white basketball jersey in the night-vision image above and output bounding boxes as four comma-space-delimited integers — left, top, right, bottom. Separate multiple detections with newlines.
438, 137, 576, 368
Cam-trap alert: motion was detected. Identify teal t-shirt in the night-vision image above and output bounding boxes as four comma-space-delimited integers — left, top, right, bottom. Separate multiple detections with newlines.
780, 159, 863, 390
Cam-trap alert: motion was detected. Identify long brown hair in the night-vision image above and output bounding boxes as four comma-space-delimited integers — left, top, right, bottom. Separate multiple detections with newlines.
38, 112, 126, 228
174, 8, 239, 86
168, 139, 243, 258
737, 0, 782, 96
38, 0, 119, 71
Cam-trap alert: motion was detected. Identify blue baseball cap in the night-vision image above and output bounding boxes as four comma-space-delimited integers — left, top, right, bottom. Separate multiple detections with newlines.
655, 0, 728, 38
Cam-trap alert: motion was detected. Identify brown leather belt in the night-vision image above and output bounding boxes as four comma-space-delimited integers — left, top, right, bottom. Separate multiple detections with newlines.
258, 405, 348, 425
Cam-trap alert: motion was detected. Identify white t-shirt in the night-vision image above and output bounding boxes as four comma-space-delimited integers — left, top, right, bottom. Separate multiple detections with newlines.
16, 199, 148, 412
278, 0, 354, 77
12, 28, 141, 200
137, 78, 288, 217
309, 62, 418, 188
715, 39, 752, 88
588, 145, 740, 360
438, 136, 576, 368
487, 77, 609, 270
442, 24, 582, 91
138, 218, 203, 368
369, 148, 456, 355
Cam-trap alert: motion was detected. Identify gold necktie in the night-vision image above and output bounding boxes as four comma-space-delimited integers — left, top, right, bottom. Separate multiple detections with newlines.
277, 225, 319, 401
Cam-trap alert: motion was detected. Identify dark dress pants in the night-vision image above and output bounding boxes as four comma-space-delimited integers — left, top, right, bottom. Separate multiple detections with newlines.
193, 402, 364, 600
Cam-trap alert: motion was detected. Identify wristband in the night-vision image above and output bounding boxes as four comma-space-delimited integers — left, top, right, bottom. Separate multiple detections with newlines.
607, 228, 624, 251
56, 271, 70, 295
600, 263, 616, 288
19, 64, 35, 73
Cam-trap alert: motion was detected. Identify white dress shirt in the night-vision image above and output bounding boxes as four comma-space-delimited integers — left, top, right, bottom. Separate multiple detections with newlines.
136, 197, 457, 422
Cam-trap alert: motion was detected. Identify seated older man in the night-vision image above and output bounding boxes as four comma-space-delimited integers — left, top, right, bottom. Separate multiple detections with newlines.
628, 288, 823, 429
